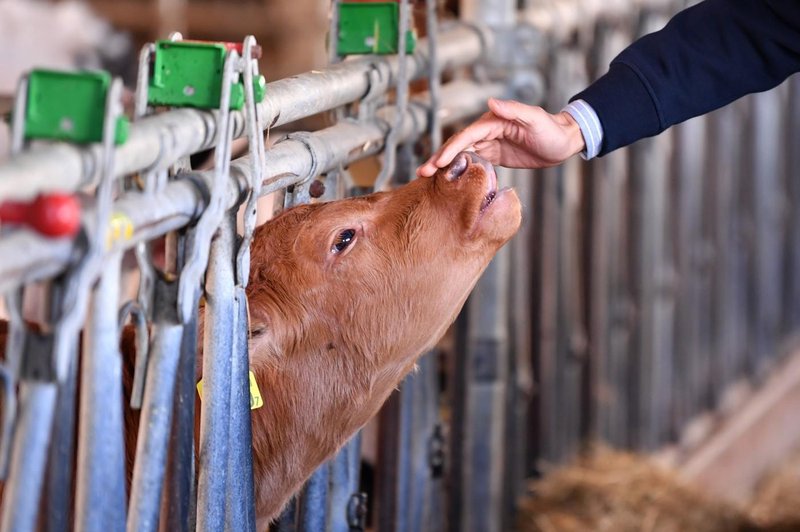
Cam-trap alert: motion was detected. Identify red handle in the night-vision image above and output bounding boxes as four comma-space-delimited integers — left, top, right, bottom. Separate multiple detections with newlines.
0, 194, 81, 237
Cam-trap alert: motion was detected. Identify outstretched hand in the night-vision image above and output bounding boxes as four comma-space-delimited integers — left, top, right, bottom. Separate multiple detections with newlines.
416, 98, 586, 177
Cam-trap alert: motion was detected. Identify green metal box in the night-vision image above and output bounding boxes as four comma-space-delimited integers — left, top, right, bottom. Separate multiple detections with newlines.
337, 2, 417, 55
147, 40, 266, 110
23, 69, 128, 145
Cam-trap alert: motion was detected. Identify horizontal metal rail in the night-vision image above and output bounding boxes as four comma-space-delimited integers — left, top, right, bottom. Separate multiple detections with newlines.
0, 79, 504, 293
0, 23, 489, 202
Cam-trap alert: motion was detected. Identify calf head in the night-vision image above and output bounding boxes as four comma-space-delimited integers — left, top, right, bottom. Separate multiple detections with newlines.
241, 152, 521, 522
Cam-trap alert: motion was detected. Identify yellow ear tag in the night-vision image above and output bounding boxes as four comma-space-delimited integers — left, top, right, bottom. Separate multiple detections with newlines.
196, 370, 263, 410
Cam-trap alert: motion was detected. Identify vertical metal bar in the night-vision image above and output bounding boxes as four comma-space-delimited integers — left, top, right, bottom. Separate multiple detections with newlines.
0, 382, 58, 532
197, 212, 237, 531
75, 251, 128, 531
44, 340, 79, 532
329, 434, 362, 532
194, 47, 240, 532
502, 167, 533, 530
163, 310, 198, 532
672, 112, 709, 428
226, 286, 256, 532
296, 462, 330, 531
537, 147, 560, 462
226, 36, 262, 532
450, 170, 512, 532
377, 391, 401, 532
707, 102, 747, 397
784, 76, 800, 334
127, 319, 184, 532
377, 358, 438, 532
750, 88, 786, 374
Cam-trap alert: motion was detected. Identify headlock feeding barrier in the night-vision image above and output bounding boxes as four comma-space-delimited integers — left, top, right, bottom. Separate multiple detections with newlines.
0, 0, 798, 531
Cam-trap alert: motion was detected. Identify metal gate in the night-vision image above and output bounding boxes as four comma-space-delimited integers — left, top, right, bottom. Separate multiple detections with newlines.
0, 0, 798, 531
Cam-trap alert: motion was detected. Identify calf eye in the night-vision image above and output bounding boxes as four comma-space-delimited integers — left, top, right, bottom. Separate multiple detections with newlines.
331, 229, 356, 254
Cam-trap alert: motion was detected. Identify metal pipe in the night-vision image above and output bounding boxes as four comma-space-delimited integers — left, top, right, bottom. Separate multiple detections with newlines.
296, 464, 329, 531
44, 340, 79, 532
127, 321, 185, 532
329, 435, 362, 532
225, 287, 256, 532
162, 312, 199, 532
0, 80, 504, 294
0, 382, 58, 532
74, 251, 128, 531
196, 213, 238, 531
0, 25, 489, 201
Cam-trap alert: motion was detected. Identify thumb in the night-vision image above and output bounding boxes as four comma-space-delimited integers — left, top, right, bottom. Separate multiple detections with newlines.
487, 98, 538, 124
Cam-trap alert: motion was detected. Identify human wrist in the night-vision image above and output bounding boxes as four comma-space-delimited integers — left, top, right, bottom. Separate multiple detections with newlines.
557, 111, 586, 157
562, 99, 603, 160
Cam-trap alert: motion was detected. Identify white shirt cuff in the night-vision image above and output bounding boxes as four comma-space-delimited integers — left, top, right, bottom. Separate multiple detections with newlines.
562, 99, 603, 160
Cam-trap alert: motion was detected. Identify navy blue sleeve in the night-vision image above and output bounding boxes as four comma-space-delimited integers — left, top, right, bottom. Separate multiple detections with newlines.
572, 0, 800, 156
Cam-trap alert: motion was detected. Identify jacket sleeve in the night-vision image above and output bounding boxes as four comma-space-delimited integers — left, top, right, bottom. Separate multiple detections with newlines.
571, 0, 800, 156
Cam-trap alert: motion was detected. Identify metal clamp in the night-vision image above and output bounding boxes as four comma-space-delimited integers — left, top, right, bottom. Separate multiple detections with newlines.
177, 45, 242, 323
282, 132, 321, 207
235, 35, 267, 289
118, 299, 150, 409
373, 0, 411, 191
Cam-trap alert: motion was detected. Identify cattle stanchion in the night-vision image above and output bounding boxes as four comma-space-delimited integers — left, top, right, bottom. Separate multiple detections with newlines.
0, 69, 128, 532
227, 34, 266, 532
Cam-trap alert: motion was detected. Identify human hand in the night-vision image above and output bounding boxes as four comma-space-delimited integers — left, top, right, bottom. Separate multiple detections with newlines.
416, 98, 586, 177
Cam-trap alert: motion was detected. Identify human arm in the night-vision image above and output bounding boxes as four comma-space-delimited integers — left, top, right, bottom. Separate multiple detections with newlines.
418, 0, 800, 175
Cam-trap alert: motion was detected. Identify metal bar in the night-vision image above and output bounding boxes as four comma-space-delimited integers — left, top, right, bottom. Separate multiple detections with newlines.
672, 112, 709, 429
225, 287, 256, 532
0, 382, 58, 532
127, 321, 184, 532
0, 25, 489, 201
295, 463, 329, 531
707, 102, 748, 396
750, 88, 786, 373
44, 339, 79, 532
373, 0, 412, 190
328, 434, 362, 532
0, 80, 504, 294
224, 36, 264, 532
162, 308, 198, 532
196, 212, 238, 531
74, 251, 128, 531
784, 76, 800, 334
451, 167, 512, 532
407, 353, 441, 532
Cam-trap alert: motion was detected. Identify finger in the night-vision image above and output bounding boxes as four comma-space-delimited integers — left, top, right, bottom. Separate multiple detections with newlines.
472, 139, 500, 162
487, 98, 541, 125
432, 118, 503, 169
416, 161, 439, 178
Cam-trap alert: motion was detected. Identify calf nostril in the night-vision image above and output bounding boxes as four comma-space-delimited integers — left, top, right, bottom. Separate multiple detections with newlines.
444, 153, 469, 181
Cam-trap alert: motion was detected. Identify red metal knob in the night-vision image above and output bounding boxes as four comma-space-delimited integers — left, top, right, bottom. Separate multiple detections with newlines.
0, 194, 81, 237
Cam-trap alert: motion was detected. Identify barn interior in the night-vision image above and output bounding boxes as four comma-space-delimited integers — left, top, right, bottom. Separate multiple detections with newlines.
1, 0, 800, 531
